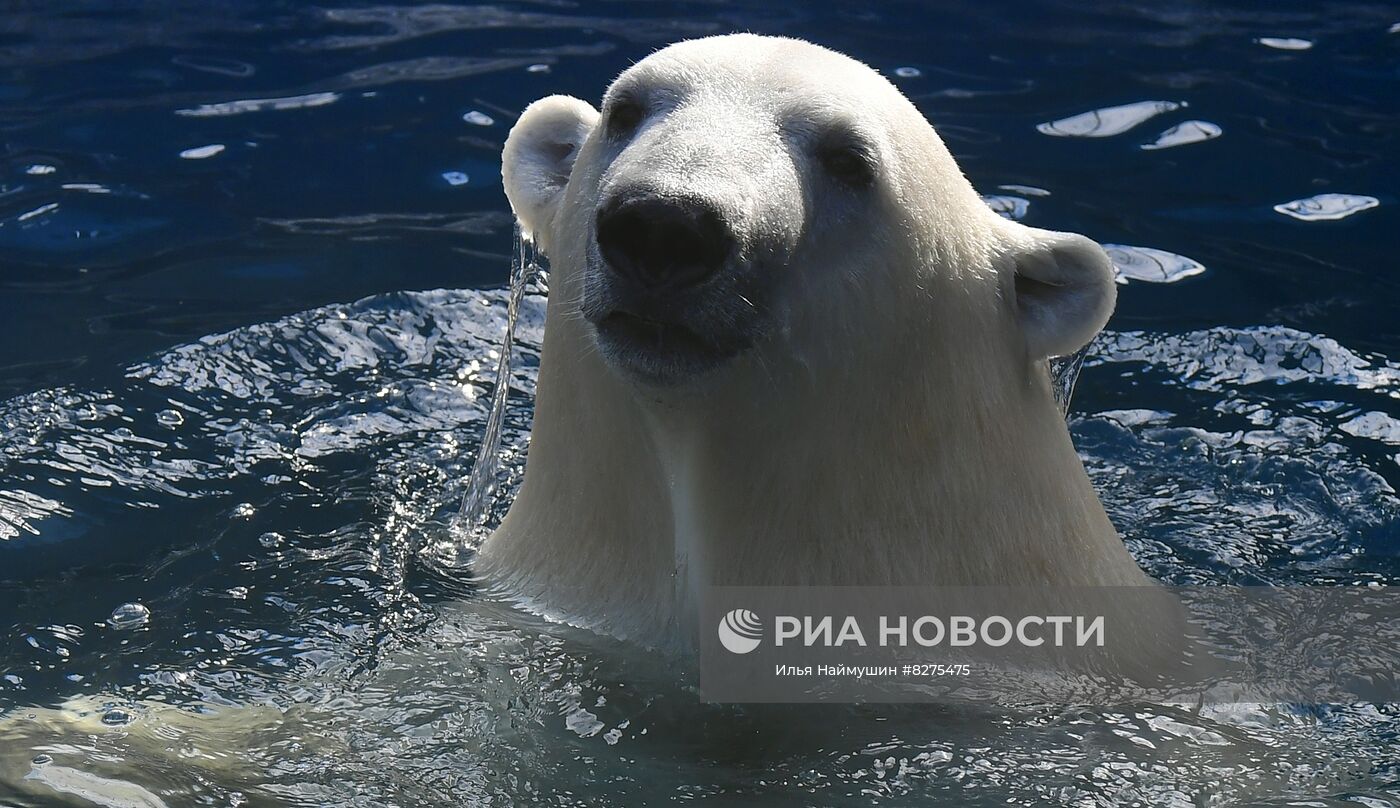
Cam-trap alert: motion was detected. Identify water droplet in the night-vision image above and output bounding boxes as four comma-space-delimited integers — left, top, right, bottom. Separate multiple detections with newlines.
107, 602, 151, 630
1140, 120, 1222, 150
31, 754, 52, 766
462, 110, 494, 126
101, 709, 132, 726
1102, 244, 1207, 284
894, 66, 922, 78
1273, 193, 1379, 222
155, 409, 184, 428
258, 531, 284, 548
179, 144, 226, 160
442, 171, 470, 186
526, 64, 550, 74
1255, 37, 1313, 50
1037, 100, 1183, 138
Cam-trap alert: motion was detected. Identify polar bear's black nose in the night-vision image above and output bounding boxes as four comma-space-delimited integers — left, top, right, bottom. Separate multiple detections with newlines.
596, 198, 732, 290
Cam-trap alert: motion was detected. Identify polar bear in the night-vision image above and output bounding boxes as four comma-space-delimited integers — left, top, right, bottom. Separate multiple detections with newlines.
482, 34, 1154, 647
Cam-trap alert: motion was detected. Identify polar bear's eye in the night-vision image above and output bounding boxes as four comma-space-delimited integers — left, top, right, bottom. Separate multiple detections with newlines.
606, 99, 646, 138
817, 139, 875, 187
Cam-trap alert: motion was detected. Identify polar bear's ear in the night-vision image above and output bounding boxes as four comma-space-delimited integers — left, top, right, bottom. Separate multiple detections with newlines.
1007, 228, 1117, 359
502, 95, 599, 248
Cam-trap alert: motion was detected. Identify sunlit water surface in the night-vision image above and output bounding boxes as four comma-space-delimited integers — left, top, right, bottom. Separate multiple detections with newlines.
2, 1, 1398, 805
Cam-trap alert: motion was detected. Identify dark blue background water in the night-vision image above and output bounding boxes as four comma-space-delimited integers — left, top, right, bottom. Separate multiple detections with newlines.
3, 1, 1396, 398
2, 3, 1400, 805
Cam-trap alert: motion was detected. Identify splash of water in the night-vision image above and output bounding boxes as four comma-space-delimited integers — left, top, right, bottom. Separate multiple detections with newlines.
1050, 343, 1092, 416
456, 225, 545, 537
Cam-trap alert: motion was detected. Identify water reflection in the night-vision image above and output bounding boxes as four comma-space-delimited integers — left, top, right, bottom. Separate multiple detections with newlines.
174, 92, 341, 118
1140, 120, 1222, 150
1255, 37, 1314, 50
996, 184, 1050, 197
1036, 101, 1183, 138
1274, 193, 1381, 222
177, 144, 225, 160
981, 194, 1029, 220
1102, 244, 1207, 284
305, 5, 718, 50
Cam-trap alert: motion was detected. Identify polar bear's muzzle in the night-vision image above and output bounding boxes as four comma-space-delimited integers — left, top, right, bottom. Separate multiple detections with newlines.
596, 196, 732, 291
583, 192, 772, 386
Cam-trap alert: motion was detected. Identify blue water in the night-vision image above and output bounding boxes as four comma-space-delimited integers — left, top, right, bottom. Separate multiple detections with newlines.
2, 2, 1400, 805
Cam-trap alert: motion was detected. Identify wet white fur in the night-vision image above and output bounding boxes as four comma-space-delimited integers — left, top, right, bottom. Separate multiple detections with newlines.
486, 34, 1149, 648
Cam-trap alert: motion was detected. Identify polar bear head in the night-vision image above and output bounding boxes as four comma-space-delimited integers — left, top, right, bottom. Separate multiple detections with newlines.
502, 34, 1115, 391
489, 35, 1144, 641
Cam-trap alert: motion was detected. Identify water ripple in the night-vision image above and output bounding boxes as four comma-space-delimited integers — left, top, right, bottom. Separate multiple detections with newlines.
1087, 326, 1400, 585
305, 5, 719, 50
0, 292, 1396, 803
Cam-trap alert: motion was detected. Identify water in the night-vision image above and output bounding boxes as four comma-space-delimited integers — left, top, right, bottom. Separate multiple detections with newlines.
453, 226, 542, 544
2, 1, 1399, 805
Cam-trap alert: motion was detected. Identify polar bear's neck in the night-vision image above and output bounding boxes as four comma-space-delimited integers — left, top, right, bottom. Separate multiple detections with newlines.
481, 282, 1148, 647
645, 323, 1142, 588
